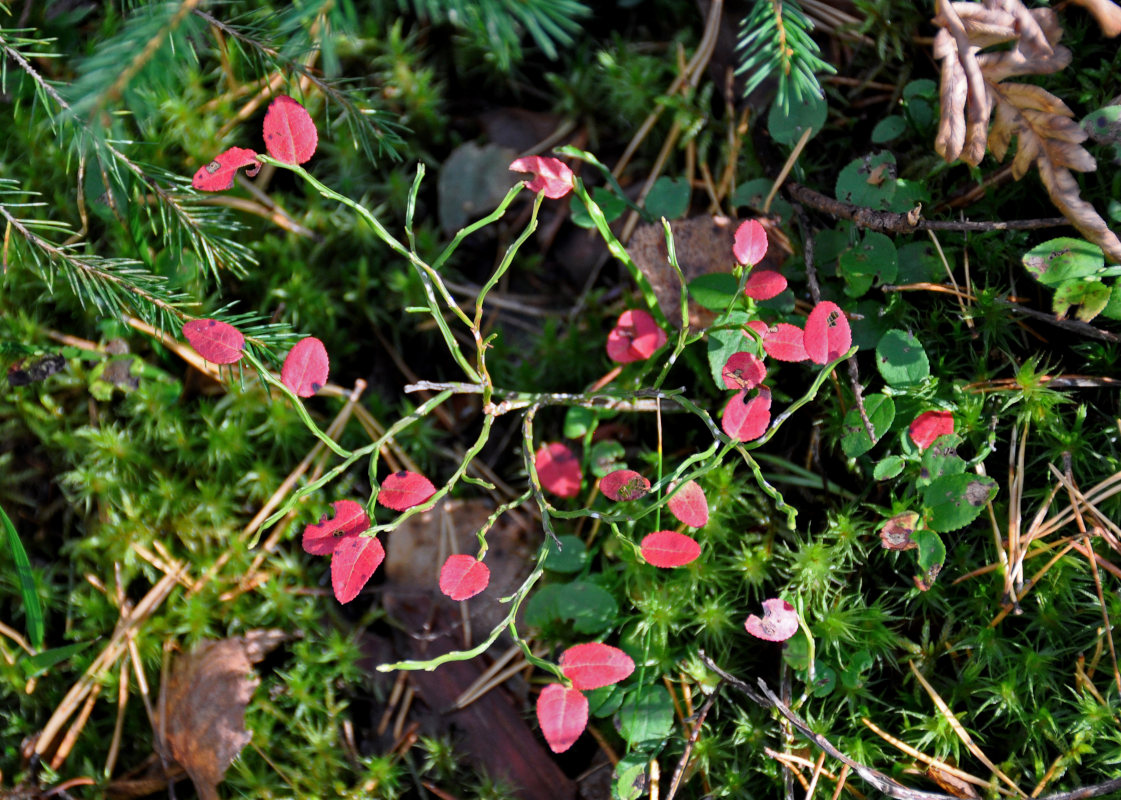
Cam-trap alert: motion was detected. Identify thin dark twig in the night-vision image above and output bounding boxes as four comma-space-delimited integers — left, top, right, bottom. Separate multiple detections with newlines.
664, 687, 721, 800
697, 651, 1121, 800
786, 182, 1069, 234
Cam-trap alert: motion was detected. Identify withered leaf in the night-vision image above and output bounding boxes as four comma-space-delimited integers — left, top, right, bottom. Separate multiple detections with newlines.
161, 630, 287, 800
932, 0, 1121, 262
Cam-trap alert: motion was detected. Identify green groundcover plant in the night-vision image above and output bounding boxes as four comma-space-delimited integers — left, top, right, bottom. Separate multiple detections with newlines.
4, 2, 1121, 799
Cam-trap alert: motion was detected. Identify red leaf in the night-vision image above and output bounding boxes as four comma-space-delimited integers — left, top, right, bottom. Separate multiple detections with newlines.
667, 480, 708, 528
509, 156, 575, 199
722, 351, 766, 390
191, 147, 261, 192
439, 554, 491, 601
331, 533, 384, 604
302, 499, 370, 555
733, 219, 769, 266
183, 319, 245, 364
262, 95, 318, 165
804, 301, 852, 365
559, 643, 635, 690
909, 410, 955, 451
641, 530, 701, 568
536, 684, 588, 754
378, 471, 436, 511
721, 387, 772, 442
536, 442, 582, 498
601, 469, 651, 502
281, 337, 329, 397
761, 323, 809, 362
606, 309, 667, 363
744, 598, 799, 642
743, 269, 787, 301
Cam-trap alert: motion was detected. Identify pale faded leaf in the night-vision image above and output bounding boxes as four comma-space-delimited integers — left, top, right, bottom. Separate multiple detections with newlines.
1038, 159, 1121, 263
1069, 0, 1121, 36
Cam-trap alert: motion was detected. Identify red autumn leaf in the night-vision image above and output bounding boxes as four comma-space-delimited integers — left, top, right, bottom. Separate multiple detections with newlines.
641, 530, 701, 568
536, 683, 588, 754
183, 319, 245, 364
281, 337, 329, 398
667, 480, 708, 528
722, 351, 766, 390
559, 643, 635, 690
721, 387, 772, 442
302, 499, 370, 556
761, 322, 809, 363
804, 301, 852, 365
509, 155, 575, 199
606, 309, 667, 363
191, 147, 261, 192
262, 95, 318, 165
909, 410, 955, 451
378, 471, 436, 511
733, 219, 769, 266
601, 469, 651, 502
331, 533, 384, 604
536, 442, 582, 498
744, 598, 799, 642
439, 554, 491, 601
743, 269, 787, 301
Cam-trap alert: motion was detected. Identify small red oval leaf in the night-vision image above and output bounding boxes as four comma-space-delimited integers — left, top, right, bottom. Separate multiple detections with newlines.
804, 301, 852, 365
641, 530, 701, 568
559, 643, 635, 690
263, 95, 318, 164
722, 351, 766, 390
761, 323, 809, 362
183, 319, 245, 364
439, 554, 491, 601
909, 410, 955, 451
331, 533, 384, 604
733, 219, 768, 267
378, 471, 436, 511
743, 269, 787, 301
191, 147, 261, 192
667, 480, 708, 528
601, 469, 651, 502
509, 156, 575, 199
744, 598, 799, 642
536, 442, 582, 498
606, 309, 667, 363
721, 386, 772, 442
281, 337, 329, 397
536, 683, 588, 754
302, 499, 370, 556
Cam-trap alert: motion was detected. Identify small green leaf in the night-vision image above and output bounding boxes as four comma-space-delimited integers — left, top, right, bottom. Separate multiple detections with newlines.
897, 241, 947, 283
571, 186, 626, 229
613, 753, 649, 800
544, 535, 589, 574
809, 661, 837, 696
590, 440, 626, 478
1053, 279, 1111, 322
839, 231, 897, 297
769, 91, 828, 146
689, 273, 741, 312
917, 434, 965, 487
922, 473, 998, 532
841, 394, 895, 457
587, 683, 626, 718
911, 529, 946, 585
730, 177, 793, 219
835, 152, 897, 210
1022, 238, 1104, 287
2, 503, 43, 649
707, 311, 756, 390
840, 649, 873, 690
873, 456, 904, 480
876, 329, 929, 386
564, 406, 598, 439
525, 581, 618, 635
872, 116, 906, 143
617, 684, 675, 746
644, 176, 690, 220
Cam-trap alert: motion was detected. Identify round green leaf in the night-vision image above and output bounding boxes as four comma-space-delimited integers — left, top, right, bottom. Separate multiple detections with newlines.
876, 329, 929, 387
898, 241, 948, 283
872, 116, 906, 143
873, 456, 904, 480
689, 273, 741, 312
525, 581, 618, 634
644, 176, 690, 220
707, 310, 756, 389
918, 433, 965, 487
768, 91, 828, 146
922, 473, 998, 532
544, 535, 589, 574
1053, 279, 1111, 322
841, 394, 895, 457
839, 232, 898, 298
617, 685, 675, 746
912, 528, 946, 575
730, 177, 793, 219
613, 753, 649, 800
835, 152, 897, 210
571, 186, 626, 229
563, 406, 597, 439
590, 440, 626, 478
1022, 237, 1104, 287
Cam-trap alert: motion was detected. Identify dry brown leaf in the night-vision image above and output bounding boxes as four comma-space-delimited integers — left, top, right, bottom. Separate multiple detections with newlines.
1070, 0, 1121, 37
160, 630, 287, 800
933, 0, 1121, 263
